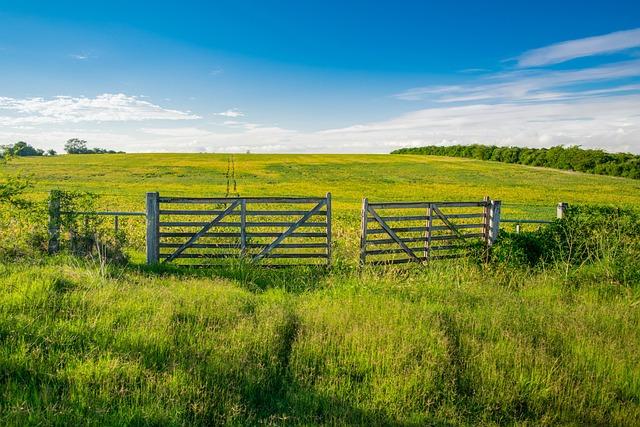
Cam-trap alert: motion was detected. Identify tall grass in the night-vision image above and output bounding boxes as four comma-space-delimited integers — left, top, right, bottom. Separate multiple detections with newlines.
1, 258, 638, 425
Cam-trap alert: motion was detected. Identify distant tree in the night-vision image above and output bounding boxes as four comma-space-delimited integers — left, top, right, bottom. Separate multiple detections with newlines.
46, 149, 57, 156
391, 144, 640, 180
0, 141, 44, 157
64, 138, 89, 154
64, 138, 124, 155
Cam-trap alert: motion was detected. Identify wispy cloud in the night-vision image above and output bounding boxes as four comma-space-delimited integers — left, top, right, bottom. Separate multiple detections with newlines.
0, 93, 200, 125
209, 67, 224, 76
394, 59, 640, 103
517, 27, 640, 67
6, 94, 640, 154
69, 53, 91, 60
214, 108, 244, 118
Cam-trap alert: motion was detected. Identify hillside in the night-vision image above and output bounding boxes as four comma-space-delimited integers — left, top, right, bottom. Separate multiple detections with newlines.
1, 153, 639, 424
6, 153, 640, 217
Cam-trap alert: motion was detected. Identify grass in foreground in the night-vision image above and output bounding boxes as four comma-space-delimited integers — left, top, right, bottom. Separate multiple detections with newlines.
1, 257, 638, 425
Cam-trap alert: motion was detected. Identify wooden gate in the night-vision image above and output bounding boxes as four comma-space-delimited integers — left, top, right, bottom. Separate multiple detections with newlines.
360, 197, 500, 265
146, 193, 331, 267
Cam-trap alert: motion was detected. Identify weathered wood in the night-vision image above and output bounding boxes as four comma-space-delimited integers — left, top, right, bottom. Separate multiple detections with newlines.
367, 223, 484, 234
159, 210, 327, 216
366, 253, 467, 265
425, 204, 433, 260
366, 246, 426, 255
47, 190, 62, 254
164, 200, 241, 263
159, 242, 327, 249
158, 221, 326, 227
146, 192, 160, 264
246, 210, 327, 216
240, 199, 247, 256
159, 232, 242, 238
431, 205, 463, 238
359, 198, 369, 266
378, 213, 484, 221
369, 257, 427, 265
160, 243, 241, 249
483, 195, 491, 246
367, 233, 485, 245
367, 206, 421, 262
253, 200, 327, 262
261, 253, 328, 259
557, 202, 568, 219
159, 197, 324, 204
488, 200, 502, 246
326, 192, 332, 266
367, 226, 430, 234
160, 253, 239, 259
166, 263, 326, 268
368, 201, 486, 209
246, 232, 326, 238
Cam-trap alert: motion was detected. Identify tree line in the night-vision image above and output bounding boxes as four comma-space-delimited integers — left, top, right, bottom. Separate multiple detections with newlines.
391, 144, 640, 179
0, 139, 124, 157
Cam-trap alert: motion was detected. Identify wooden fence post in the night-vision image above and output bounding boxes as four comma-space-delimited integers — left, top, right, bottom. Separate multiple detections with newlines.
359, 198, 368, 266
483, 195, 491, 246
146, 192, 159, 265
488, 200, 501, 246
47, 190, 61, 254
326, 192, 332, 266
557, 202, 568, 219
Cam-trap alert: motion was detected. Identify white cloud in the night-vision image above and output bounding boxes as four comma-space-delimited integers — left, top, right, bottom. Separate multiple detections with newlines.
518, 27, 640, 67
0, 93, 200, 125
69, 53, 90, 60
12, 94, 640, 154
214, 108, 244, 118
394, 60, 640, 102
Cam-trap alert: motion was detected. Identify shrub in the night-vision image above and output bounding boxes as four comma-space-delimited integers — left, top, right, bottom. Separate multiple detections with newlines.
491, 205, 640, 286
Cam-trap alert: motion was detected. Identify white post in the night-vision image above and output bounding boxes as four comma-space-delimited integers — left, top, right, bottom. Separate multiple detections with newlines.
557, 202, 568, 219
488, 200, 501, 246
146, 192, 159, 264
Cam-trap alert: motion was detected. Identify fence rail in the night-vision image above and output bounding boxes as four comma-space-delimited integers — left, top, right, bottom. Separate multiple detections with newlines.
46, 190, 568, 268
359, 196, 501, 266
147, 192, 332, 267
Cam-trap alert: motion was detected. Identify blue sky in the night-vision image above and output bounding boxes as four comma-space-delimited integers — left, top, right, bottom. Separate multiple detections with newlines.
1, 0, 640, 153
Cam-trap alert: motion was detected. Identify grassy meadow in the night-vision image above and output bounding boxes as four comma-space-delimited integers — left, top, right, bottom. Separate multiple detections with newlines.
1, 153, 640, 425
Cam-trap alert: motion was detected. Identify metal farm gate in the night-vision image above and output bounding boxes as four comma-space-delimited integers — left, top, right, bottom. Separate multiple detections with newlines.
146, 193, 331, 267
360, 197, 501, 265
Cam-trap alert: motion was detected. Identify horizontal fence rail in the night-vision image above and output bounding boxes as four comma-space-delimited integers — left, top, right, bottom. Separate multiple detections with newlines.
360, 196, 501, 266
46, 190, 569, 268
147, 192, 332, 267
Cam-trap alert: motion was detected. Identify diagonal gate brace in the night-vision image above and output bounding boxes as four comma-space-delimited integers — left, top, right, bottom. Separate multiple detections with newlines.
163, 200, 241, 263
368, 206, 421, 262
431, 205, 463, 239
252, 199, 326, 263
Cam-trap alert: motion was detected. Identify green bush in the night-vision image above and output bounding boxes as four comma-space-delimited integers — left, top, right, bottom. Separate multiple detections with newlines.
491, 205, 640, 286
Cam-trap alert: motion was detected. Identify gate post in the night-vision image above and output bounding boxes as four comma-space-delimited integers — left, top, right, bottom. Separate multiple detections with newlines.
47, 190, 61, 254
359, 198, 368, 266
146, 192, 160, 265
556, 202, 568, 219
487, 200, 501, 246
482, 195, 491, 246
326, 192, 332, 266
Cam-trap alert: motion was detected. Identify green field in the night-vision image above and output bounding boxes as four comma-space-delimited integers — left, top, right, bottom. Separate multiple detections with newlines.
1, 154, 639, 425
